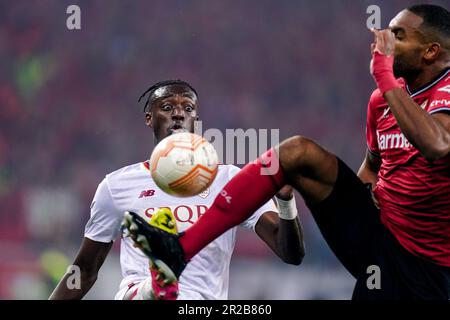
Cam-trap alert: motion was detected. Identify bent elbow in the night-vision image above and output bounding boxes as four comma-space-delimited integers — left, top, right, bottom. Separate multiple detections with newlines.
425, 135, 450, 161
282, 250, 305, 266
286, 256, 303, 266
422, 146, 450, 161
290, 256, 304, 266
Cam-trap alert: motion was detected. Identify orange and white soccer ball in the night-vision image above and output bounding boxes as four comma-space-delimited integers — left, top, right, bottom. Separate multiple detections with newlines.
149, 132, 219, 197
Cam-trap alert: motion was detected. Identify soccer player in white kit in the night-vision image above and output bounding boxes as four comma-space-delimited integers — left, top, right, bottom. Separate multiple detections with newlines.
49, 80, 305, 300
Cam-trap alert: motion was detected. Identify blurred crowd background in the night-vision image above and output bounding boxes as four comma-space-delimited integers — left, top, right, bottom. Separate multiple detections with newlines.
1, 0, 446, 299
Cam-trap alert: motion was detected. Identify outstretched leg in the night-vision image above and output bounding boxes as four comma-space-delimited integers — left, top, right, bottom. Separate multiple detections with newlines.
276, 136, 338, 205
127, 135, 378, 279
180, 136, 378, 276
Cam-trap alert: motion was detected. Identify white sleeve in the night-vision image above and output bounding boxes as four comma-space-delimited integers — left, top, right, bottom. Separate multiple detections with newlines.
239, 198, 278, 231
226, 165, 279, 231
84, 178, 123, 243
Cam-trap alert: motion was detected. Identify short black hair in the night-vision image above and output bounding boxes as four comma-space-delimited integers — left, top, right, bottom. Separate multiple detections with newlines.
138, 80, 198, 112
407, 4, 450, 38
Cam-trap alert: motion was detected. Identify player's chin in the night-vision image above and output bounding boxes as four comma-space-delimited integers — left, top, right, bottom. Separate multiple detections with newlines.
169, 128, 189, 135
393, 61, 420, 79
393, 60, 406, 78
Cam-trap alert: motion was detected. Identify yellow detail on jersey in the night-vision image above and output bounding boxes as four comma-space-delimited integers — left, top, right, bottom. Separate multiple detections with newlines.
149, 207, 178, 235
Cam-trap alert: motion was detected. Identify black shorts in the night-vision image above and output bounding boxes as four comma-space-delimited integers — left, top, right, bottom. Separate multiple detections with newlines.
309, 158, 450, 300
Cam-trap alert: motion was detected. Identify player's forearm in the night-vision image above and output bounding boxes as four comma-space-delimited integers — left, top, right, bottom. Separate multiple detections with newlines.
272, 195, 305, 265
49, 271, 97, 300
276, 217, 305, 265
49, 238, 112, 299
384, 88, 450, 160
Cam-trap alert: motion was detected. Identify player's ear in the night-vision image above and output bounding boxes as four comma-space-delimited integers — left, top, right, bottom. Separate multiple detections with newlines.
145, 112, 153, 127
424, 42, 440, 62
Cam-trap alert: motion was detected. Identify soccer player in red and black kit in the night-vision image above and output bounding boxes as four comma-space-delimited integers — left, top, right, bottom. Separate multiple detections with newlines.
125, 4, 450, 299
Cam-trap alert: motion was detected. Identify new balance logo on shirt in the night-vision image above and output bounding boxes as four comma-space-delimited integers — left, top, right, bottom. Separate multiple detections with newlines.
138, 190, 155, 198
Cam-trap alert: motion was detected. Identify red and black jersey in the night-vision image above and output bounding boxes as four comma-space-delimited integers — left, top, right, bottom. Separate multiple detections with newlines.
366, 67, 450, 267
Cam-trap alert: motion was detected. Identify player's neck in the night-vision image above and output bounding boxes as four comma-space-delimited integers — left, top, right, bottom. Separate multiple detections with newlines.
405, 63, 449, 92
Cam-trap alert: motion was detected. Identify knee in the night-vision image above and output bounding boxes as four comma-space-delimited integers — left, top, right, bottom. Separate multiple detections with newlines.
283, 135, 313, 151
278, 135, 314, 169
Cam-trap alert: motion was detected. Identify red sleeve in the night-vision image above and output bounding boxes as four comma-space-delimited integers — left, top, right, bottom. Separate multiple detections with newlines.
366, 91, 379, 155
429, 81, 450, 114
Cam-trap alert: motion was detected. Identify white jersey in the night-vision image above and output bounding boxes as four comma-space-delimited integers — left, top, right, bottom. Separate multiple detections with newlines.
84, 161, 277, 300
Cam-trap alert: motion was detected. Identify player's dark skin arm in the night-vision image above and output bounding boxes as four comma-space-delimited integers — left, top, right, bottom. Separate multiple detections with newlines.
383, 89, 450, 160
49, 238, 112, 300
372, 29, 450, 161
255, 186, 305, 265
